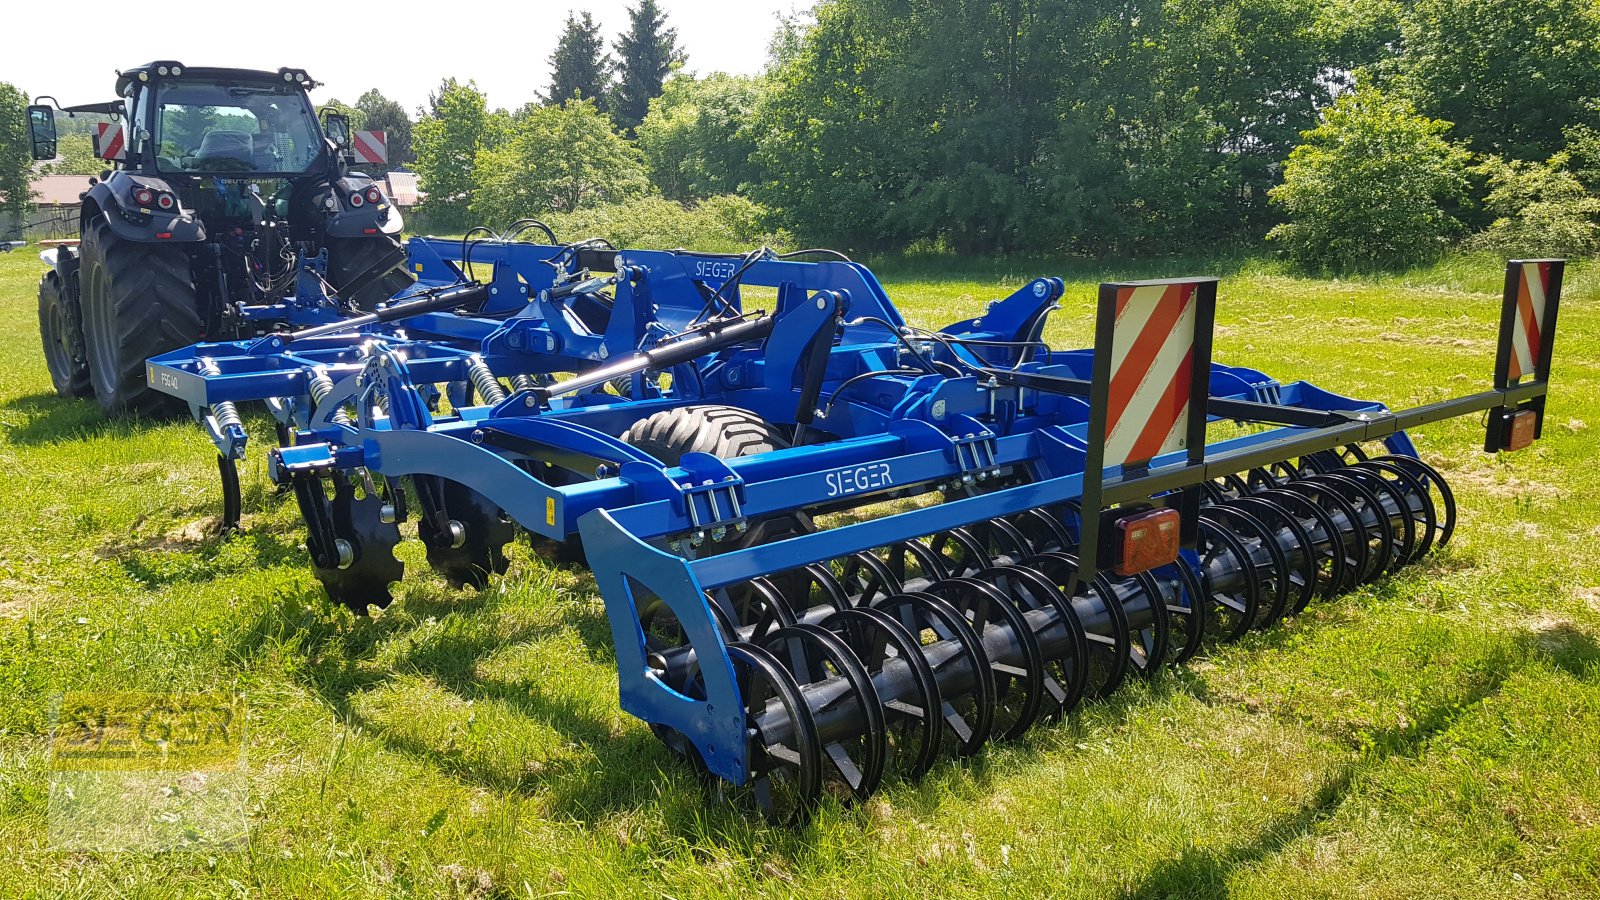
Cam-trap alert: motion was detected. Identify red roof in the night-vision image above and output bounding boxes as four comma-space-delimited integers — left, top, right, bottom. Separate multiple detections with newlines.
31, 175, 96, 206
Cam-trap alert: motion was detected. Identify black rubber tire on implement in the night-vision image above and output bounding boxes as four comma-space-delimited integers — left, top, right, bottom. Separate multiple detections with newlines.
622, 404, 790, 465
619, 404, 804, 553
38, 270, 93, 398
326, 234, 416, 311
79, 220, 201, 416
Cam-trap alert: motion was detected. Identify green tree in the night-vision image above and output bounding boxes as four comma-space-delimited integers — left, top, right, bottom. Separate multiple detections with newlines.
0, 82, 34, 237
1399, 0, 1600, 161
637, 74, 763, 201
611, 0, 685, 133
41, 133, 101, 176
1469, 153, 1600, 257
1268, 83, 1473, 269
546, 12, 613, 109
356, 89, 414, 172
470, 98, 649, 224
412, 79, 493, 231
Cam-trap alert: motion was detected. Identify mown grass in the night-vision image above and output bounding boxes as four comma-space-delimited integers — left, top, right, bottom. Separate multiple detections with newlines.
0, 248, 1596, 898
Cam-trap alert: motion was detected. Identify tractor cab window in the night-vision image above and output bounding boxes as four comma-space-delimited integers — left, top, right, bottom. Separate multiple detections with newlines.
154, 82, 320, 175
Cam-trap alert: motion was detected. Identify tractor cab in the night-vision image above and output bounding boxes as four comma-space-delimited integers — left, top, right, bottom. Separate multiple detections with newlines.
27, 62, 412, 417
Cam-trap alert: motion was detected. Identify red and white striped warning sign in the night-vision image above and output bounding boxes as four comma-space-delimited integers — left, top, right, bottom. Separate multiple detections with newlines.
352, 130, 388, 164
1104, 282, 1199, 467
1508, 261, 1552, 381
94, 122, 126, 160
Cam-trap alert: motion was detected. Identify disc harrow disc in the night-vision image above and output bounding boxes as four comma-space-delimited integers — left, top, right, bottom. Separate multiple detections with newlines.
416, 478, 517, 589
310, 475, 404, 613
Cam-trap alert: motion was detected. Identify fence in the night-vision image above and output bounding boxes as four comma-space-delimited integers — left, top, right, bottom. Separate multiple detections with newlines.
1, 206, 80, 243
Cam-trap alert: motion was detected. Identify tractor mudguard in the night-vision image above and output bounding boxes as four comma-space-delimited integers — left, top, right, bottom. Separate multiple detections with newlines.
85, 173, 206, 244
322, 174, 403, 238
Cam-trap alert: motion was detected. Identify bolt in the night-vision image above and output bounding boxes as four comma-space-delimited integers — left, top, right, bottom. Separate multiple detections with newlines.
524, 394, 536, 407
471, 430, 484, 443
334, 539, 354, 570
816, 297, 826, 310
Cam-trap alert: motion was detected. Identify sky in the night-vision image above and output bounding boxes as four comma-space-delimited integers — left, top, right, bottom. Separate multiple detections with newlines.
3, 0, 805, 114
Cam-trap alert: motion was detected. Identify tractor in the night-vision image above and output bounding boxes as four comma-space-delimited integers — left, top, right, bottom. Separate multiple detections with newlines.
24, 61, 413, 415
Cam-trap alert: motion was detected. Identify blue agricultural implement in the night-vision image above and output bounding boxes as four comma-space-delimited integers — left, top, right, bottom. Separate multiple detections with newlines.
145, 231, 1565, 823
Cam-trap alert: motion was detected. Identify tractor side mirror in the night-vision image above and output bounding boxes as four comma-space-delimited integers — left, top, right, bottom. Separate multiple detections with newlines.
323, 113, 350, 150
27, 105, 56, 161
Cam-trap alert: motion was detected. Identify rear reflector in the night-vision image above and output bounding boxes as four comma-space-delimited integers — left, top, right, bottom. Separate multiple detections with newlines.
1504, 409, 1538, 451
1114, 507, 1181, 576
155, 232, 172, 239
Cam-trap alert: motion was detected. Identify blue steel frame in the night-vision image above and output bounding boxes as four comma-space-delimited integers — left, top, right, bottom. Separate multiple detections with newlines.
146, 242, 1560, 786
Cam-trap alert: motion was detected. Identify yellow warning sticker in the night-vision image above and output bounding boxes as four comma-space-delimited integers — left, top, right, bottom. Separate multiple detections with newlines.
546, 497, 557, 526
414, 263, 424, 272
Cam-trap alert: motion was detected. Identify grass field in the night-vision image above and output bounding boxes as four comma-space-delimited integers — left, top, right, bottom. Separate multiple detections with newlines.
0, 248, 1597, 898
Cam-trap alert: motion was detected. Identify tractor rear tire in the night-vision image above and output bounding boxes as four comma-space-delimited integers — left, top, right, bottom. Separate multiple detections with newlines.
79, 220, 201, 416
38, 271, 92, 398
326, 234, 415, 311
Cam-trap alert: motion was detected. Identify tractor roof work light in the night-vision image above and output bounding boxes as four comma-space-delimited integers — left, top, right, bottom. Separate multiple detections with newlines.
276, 68, 315, 88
